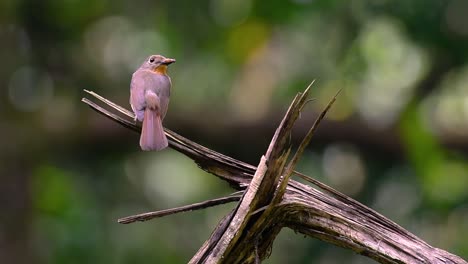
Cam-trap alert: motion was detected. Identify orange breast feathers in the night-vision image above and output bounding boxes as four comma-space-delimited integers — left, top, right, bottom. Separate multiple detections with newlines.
153, 65, 168, 75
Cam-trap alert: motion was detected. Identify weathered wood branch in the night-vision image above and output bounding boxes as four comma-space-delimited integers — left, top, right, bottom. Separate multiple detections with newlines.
118, 192, 243, 224
82, 88, 466, 264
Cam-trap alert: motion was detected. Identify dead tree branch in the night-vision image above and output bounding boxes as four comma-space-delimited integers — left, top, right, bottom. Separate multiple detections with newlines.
82, 87, 466, 264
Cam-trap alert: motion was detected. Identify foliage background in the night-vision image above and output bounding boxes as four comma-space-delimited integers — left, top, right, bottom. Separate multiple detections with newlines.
1, 0, 468, 263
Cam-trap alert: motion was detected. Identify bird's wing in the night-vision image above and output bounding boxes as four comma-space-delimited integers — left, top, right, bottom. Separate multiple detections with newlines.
155, 75, 171, 120
130, 70, 147, 111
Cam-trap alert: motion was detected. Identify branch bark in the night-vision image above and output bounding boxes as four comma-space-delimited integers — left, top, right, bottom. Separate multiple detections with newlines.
82, 88, 466, 264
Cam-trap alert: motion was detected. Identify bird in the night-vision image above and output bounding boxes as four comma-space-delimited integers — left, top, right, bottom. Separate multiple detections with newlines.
130, 54, 175, 151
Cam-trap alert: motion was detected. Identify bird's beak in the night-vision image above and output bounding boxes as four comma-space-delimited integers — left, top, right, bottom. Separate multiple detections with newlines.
162, 58, 176, 65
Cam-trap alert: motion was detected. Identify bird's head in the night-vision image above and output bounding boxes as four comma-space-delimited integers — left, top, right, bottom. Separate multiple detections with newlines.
141, 54, 176, 75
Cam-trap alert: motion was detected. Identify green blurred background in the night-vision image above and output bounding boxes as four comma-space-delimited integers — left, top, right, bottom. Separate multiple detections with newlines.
1, 0, 468, 263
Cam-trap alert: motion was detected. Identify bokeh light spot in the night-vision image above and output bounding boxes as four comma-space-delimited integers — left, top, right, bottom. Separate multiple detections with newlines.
356, 17, 428, 129
84, 16, 168, 81
322, 143, 366, 196
141, 151, 215, 205
424, 66, 468, 136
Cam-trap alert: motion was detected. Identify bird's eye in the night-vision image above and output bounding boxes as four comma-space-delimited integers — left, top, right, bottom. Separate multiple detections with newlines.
149, 58, 155, 63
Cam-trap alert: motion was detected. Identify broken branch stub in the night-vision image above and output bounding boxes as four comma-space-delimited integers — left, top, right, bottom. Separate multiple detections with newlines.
193, 84, 313, 263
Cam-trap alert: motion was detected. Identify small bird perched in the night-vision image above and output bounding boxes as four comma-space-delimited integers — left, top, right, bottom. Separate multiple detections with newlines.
130, 54, 175, 151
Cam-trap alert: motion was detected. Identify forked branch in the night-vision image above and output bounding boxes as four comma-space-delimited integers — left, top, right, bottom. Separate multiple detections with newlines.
82, 86, 466, 264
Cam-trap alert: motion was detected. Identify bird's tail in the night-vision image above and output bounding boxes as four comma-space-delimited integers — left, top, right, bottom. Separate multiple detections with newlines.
140, 108, 168, 151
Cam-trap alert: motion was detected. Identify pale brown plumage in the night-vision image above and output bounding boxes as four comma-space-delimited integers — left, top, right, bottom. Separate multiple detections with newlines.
130, 54, 175, 151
